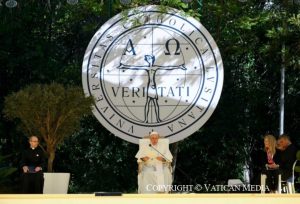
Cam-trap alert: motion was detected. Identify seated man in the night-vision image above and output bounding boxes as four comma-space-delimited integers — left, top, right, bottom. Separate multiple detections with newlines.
135, 132, 173, 193
277, 134, 297, 183
20, 136, 46, 194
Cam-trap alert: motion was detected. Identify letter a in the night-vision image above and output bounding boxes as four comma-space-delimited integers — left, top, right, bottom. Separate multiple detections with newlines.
123, 39, 136, 55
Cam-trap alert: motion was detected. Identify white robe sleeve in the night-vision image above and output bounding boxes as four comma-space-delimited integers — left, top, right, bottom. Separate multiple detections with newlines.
157, 139, 173, 162
135, 147, 147, 162
135, 139, 151, 162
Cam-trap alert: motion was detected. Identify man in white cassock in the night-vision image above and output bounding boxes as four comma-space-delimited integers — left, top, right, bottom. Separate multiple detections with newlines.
135, 132, 173, 193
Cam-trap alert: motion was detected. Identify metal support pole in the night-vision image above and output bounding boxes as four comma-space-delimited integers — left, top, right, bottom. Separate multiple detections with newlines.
279, 50, 285, 135
197, 0, 203, 16
279, 1, 288, 135
108, 0, 112, 18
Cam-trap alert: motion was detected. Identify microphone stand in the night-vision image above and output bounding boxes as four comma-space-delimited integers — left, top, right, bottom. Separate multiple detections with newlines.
149, 144, 197, 185
149, 144, 171, 163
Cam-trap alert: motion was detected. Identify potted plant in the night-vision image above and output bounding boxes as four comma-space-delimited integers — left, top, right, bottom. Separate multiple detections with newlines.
3, 83, 93, 193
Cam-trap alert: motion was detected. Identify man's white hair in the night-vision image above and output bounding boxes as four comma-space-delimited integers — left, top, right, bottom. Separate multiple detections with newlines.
150, 131, 159, 136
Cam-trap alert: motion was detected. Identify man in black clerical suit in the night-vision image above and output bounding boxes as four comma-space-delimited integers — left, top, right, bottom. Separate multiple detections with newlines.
277, 134, 298, 182
20, 136, 46, 193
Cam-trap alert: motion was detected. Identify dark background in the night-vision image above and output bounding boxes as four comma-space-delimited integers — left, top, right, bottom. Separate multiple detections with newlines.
0, 0, 299, 193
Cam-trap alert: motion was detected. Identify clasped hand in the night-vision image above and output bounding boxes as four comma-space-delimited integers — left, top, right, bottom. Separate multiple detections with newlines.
267, 163, 279, 169
22, 166, 42, 173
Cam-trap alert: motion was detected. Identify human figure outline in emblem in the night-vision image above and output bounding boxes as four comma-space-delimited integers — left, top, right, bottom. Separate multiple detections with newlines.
118, 54, 187, 123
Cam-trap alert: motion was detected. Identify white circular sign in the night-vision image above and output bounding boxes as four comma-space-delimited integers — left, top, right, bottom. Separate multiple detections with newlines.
82, 5, 223, 144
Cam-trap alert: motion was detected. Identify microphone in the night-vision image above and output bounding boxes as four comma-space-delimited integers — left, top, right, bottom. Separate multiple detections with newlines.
148, 144, 171, 163
149, 144, 196, 185
95, 192, 122, 196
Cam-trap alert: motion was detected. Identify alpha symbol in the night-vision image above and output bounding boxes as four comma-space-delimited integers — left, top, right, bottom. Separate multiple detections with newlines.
123, 39, 136, 55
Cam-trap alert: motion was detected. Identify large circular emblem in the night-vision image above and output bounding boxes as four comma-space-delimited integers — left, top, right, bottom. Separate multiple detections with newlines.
82, 5, 223, 144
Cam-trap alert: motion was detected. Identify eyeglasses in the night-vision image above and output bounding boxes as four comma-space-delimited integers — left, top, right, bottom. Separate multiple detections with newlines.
30, 140, 39, 142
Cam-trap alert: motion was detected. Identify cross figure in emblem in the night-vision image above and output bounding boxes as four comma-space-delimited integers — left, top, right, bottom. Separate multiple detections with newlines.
118, 54, 187, 123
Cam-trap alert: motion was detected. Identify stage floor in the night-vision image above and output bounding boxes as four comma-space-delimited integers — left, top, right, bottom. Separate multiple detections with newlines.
1, 194, 300, 204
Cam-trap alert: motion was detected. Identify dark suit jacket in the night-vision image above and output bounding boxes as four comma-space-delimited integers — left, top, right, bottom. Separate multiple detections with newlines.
20, 146, 46, 171
259, 149, 280, 174
278, 144, 297, 180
